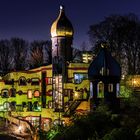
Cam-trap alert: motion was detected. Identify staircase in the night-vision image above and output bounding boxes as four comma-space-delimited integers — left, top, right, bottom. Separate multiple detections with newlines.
63, 100, 81, 117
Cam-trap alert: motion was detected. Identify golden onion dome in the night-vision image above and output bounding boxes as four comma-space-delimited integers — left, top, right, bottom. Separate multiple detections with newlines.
51, 5, 74, 38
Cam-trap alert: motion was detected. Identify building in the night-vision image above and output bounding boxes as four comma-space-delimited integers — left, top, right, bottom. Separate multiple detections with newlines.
1, 5, 138, 132
0, 6, 90, 131
88, 45, 121, 112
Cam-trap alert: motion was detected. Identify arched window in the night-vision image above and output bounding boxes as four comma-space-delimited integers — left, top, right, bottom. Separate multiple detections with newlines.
27, 101, 33, 111
33, 101, 41, 111
97, 81, 104, 98
34, 90, 40, 98
108, 84, 113, 92
27, 90, 32, 99
10, 88, 16, 97
1, 89, 9, 98
116, 83, 120, 97
3, 101, 10, 111
48, 101, 53, 109
19, 76, 26, 85
18, 90, 23, 95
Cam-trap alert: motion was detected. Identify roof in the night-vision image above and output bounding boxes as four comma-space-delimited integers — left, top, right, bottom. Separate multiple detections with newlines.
51, 5, 74, 38
88, 46, 121, 80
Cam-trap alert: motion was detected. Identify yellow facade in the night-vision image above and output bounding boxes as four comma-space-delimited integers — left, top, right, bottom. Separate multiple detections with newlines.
0, 63, 90, 131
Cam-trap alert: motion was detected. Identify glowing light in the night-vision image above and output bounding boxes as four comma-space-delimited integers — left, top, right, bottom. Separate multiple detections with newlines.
28, 90, 32, 99
133, 80, 137, 84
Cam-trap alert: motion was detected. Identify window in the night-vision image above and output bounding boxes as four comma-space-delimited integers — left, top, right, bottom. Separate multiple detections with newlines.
27, 102, 33, 111
3, 101, 10, 111
16, 105, 23, 112
90, 82, 93, 98
5, 79, 14, 85
1, 89, 9, 98
22, 102, 26, 108
74, 73, 88, 84
97, 81, 104, 98
18, 90, 23, 95
64, 89, 73, 96
116, 83, 120, 97
33, 101, 41, 112
33, 101, 38, 110
34, 90, 40, 98
108, 84, 113, 92
10, 88, 16, 97
48, 101, 53, 109
100, 68, 109, 76
53, 75, 63, 110
19, 77, 26, 85
0, 105, 4, 111
46, 78, 52, 85
27, 90, 32, 99
47, 90, 52, 96
11, 101, 16, 111
31, 78, 40, 85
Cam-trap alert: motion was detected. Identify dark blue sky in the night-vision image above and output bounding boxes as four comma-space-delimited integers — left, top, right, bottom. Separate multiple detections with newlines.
0, 0, 140, 48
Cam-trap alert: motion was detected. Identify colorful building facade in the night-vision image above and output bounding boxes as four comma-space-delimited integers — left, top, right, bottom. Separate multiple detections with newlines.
0, 5, 139, 132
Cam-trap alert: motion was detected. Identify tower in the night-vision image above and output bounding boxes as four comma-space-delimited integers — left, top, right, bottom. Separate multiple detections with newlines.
88, 44, 121, 112
51, 5, 74, 111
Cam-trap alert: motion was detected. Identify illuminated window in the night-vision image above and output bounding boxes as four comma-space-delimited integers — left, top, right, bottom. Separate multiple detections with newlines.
82, 53, 92, 63
90, 82, 93, 98
108, 84, 113, 92
3, 101, 10, 111
47, 90, 52, 96
48, 101, 53, 109
116, 83, 120, 97
33, 101, 41, 112
100, 68, 109, 76
31, 78, 40, 85
19, 76, 26, 85
27, 90, 32, 99
1, 89, 9, 98
46, 78, 52, 85
64, 89, 73, 96
0, 105, 4, 111
74, 73, 88, 84
53, 75, 63, 110
34, 90, 40, 97
97, 81, 104, 98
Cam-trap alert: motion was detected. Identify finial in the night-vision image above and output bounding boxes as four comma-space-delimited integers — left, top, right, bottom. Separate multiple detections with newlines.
60, 5, 65, 11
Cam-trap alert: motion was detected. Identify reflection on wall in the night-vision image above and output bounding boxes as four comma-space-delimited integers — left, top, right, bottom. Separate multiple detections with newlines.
74, 73, 88, 84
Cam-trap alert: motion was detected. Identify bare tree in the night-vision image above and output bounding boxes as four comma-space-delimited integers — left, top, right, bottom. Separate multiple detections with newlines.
43, 40, 52, 65
72, 47, 82, 62
88, 13, 140, 75
11, 38, 28, 71
0, 40, 13, 73
81, 41, 89, 51
29, 41, 44, 68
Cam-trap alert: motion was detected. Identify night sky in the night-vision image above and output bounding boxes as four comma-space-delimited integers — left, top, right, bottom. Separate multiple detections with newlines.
0, 0, 140, 48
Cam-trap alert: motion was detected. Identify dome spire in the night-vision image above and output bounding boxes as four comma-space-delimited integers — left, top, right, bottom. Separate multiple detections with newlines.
50, 5, 74, 38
